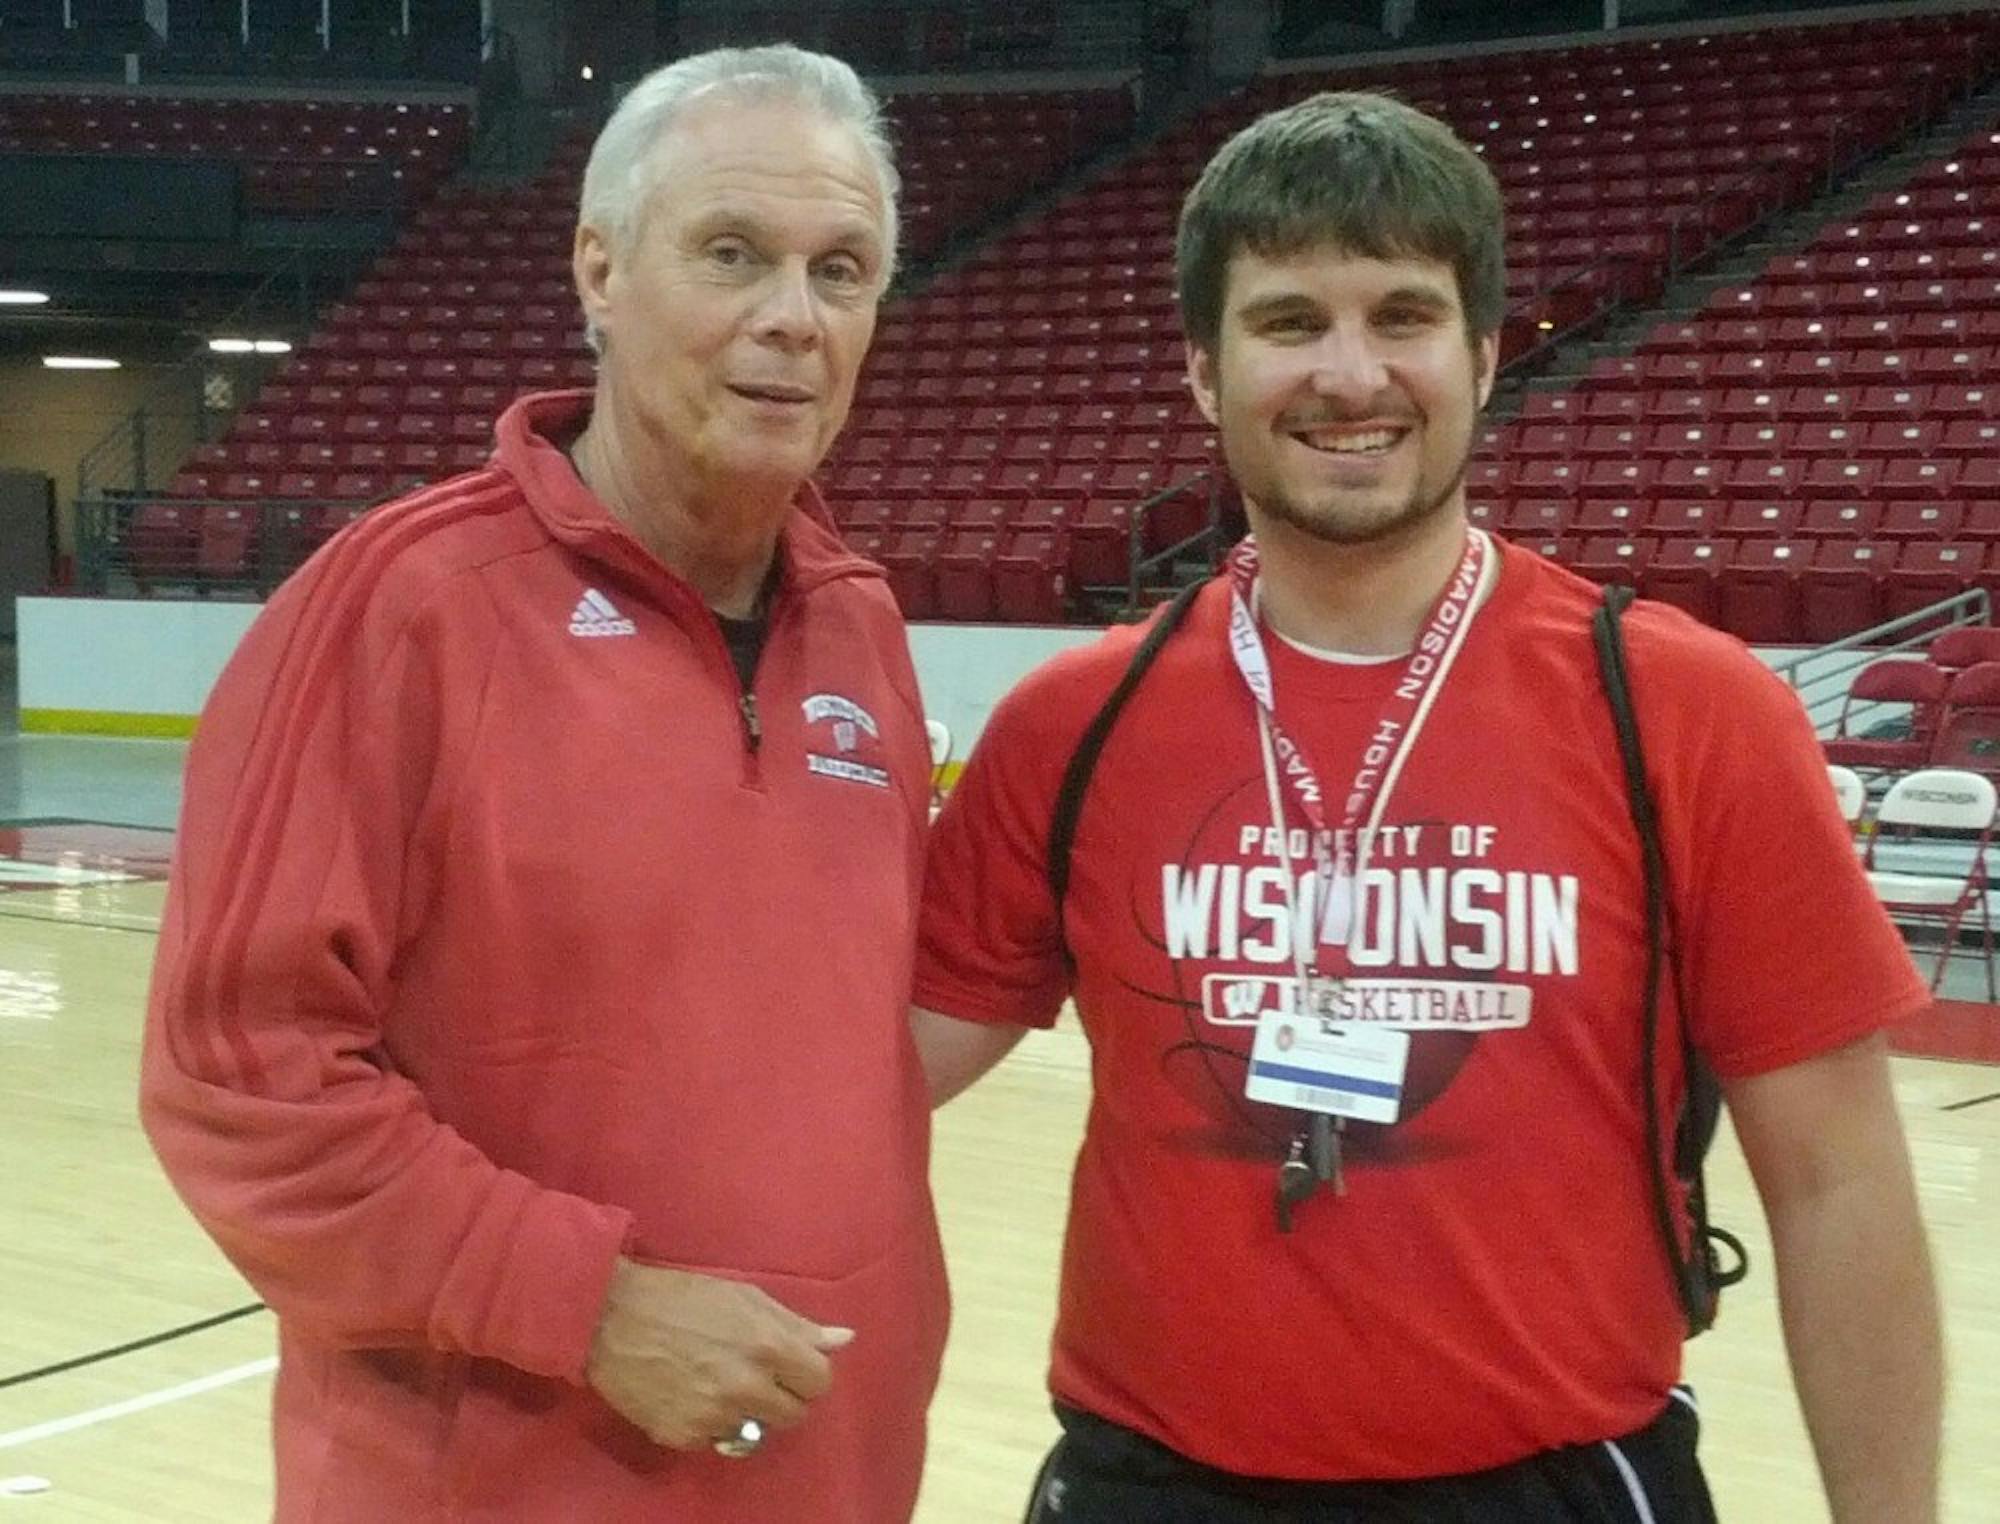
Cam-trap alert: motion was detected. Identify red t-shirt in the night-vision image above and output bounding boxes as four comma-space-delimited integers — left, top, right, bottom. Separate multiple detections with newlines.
915, 539, 1926, 1482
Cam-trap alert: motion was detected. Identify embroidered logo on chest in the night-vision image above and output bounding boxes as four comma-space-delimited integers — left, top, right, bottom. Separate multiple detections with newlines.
801, 693, 890, 789
568, 588, 636, 638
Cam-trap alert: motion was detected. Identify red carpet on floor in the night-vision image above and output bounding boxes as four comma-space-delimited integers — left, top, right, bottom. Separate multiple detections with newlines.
1892, 1001, 2000, 1066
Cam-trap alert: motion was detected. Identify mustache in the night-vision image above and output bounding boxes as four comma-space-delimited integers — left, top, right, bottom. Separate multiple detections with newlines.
1279, 414, 1416, 429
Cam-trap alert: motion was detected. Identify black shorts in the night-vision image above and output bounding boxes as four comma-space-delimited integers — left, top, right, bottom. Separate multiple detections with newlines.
1023, 1389, 1715, 1523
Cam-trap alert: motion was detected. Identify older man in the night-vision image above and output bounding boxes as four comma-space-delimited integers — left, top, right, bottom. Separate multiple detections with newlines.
141, 46, 946, 1522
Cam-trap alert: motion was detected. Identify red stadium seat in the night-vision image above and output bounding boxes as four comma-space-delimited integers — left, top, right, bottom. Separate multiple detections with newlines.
1802, 540, 1892, 643
1941, 420, 2000, 457
1642, 538, 1730, 625
1718, 422, 1793, 457
1880, 501, 1965, 541
1720, 498, 1803, 538
1506, 500, 1573, 537
1727, 458, 1806, 498
1800, 500, 1881, 539
1573, 536, 1654, 588
1643, 423, 1721, 460
197, 504, 258, 584
1886, 542, 1985, 625
934, 529, 1002, 621
1881, 459, 1960, 499
993, 529, 1070, 621
1657, 459, 1728, 498
1789, 422, 1862, 456
1581, 424, 1646, 458
1069, 499, 1131, 586
1649, 499, 1722, 538
1802, 459, 1883, 496
877, 528, 943, 619
1516, 460, 1585, 498
1574, 499, 1649, 537
1719, 540, 1809, 644
1581, 460, 1657, 498
125, 501, 199, 586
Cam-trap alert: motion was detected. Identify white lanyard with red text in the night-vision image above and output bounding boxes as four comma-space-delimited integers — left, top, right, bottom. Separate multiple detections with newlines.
1229, 527, 1493, 982
1230, 528, 1496, 1214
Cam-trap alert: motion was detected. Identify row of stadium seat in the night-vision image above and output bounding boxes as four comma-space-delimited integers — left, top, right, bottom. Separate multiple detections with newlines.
1511, 422, 2000, 457
1518, 382, 1993, 423
1489, 537, 2000, 647
1466, 457, 2000, 499
1648, 313, 1997, 350
0, 94, 469, 210
1468, 501, 1996, 541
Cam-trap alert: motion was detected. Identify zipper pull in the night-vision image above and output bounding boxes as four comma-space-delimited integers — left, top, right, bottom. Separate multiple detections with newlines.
739, 691, 761, 752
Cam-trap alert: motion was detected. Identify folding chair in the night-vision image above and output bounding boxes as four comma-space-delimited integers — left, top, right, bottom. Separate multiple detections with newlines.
925, 719, 954, 811
1927, 625, 2000, 672
1826, 763, 1867, 832
1931, 661, 2000, 777
1820, 657, 1948, 772
1864, 767, 1998, 997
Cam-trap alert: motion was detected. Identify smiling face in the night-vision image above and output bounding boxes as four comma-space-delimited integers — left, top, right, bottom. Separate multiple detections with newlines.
573, 90, 889, 511
1187, 242, 1497, 549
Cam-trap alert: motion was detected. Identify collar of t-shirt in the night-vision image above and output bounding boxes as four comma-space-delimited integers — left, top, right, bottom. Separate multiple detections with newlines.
1260, 617, 1409, 708
715, 609, 768, 691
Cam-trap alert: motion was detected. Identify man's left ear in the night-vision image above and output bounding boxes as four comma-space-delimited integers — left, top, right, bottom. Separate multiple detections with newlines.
1475, 331, 1499, 409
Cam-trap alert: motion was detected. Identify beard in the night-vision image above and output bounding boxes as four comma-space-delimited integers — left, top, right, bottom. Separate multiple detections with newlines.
1254, 449, 1472, 548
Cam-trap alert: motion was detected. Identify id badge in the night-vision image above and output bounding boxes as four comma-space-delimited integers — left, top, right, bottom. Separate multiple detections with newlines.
1246, 1003, 1410, 1124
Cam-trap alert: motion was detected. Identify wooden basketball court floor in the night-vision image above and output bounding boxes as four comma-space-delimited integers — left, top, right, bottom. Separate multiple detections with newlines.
2, 730, 1998, 1521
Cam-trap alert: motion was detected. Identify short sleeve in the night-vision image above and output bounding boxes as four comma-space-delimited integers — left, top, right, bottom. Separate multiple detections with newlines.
914, 660, 1092, 1029
1656, 630, 1930, 1078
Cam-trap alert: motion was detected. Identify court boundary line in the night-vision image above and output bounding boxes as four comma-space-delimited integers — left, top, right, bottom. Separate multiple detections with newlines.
0, 1304, 267, 1394
0, 1358, 276, 1452
0, 817, 175, 834
0, 903, 162, 937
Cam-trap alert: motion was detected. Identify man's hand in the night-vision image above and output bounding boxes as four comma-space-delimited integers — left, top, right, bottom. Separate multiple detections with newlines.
584, 1257, 853, 1449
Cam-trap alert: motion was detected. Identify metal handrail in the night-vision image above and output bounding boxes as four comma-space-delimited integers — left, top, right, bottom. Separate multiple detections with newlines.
1768, 589, 1991, 734
1121, 468, 1220, 615
74, 245, 337, 500
74, 488, 382, 598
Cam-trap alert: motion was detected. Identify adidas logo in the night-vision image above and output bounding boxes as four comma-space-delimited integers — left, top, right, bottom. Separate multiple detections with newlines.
568, 588, 637, 638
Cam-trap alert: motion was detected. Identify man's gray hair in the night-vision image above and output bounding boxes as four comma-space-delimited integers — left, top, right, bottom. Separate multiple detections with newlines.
578, 44, 901, 275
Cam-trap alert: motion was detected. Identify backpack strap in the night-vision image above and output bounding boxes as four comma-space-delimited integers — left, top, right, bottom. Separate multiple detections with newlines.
1046, 579, 1206, 967
1591, 583, 1749, 1337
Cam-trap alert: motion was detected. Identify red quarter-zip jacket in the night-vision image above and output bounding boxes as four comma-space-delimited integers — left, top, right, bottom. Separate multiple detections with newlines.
140, 391, 949, 1521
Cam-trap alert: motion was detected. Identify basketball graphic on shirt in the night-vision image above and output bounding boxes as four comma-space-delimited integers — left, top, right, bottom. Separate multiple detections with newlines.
1131, 773, 1479, 1161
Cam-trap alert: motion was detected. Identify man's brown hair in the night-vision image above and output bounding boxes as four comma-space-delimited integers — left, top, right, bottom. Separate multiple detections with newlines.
1177, 91, 1507, 352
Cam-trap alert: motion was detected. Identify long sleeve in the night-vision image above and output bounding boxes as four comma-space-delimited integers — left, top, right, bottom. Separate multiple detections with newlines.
140, 545, 632, 1384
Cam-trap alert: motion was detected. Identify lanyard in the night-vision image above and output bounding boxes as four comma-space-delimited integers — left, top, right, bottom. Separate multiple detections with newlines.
1226, 528, 1493, 997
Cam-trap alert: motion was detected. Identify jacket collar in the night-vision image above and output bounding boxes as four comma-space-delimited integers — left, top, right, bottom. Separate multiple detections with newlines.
492, 388, 876, 597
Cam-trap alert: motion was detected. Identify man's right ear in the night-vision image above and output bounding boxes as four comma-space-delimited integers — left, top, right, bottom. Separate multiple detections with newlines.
1185, 340, 1221, 428
574, 224, 614, 342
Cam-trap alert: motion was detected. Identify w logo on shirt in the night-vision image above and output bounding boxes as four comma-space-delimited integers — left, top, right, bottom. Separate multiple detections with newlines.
569, 588, 637, 638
